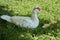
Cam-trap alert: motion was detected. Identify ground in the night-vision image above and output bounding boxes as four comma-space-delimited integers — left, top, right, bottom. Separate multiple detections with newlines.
0, 0, 60, 40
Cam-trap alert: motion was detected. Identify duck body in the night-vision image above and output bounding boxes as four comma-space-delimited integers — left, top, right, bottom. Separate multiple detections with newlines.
11, 16, 39, 28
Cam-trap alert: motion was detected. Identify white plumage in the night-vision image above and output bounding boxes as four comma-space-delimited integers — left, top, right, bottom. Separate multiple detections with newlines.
1, 6, 40, 28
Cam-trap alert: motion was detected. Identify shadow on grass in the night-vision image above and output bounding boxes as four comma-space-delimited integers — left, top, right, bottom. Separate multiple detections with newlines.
36, 19, 60, 37
0, 5, 15, 40
0, 5, 60, 40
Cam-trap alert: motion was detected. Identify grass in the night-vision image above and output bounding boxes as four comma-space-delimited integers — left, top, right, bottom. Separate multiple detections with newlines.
0, 0, 60, 40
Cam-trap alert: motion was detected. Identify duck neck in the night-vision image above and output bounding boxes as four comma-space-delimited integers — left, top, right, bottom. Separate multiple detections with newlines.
31, 10, 38, 20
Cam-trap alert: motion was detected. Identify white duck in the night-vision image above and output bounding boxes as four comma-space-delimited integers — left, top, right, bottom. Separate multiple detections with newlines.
1, 6, 40, 28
